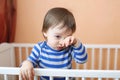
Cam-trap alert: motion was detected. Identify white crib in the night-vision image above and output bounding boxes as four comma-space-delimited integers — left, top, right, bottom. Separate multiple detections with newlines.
0, 43, 120, 80
0, 67, 120, 80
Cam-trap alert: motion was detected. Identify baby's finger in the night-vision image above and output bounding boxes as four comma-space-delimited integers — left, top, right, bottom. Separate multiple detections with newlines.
32, 68, 35, 76
69, 37, 74, 44
64, 38, 71, 47
21, 70, 27, 80
19, 71, 23, 80
28, 70, 33, 80
28, 68, 35, 80
24, 70, 30, 80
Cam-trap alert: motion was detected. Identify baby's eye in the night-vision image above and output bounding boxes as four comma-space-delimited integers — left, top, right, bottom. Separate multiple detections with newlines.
55, 35, 61, 39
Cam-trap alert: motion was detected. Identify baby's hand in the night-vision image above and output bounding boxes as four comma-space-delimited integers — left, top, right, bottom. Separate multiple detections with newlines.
59, 36, 77, 47
20, 60, 34, 80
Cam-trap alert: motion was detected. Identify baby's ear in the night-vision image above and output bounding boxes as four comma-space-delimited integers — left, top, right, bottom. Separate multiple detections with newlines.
43, 32, 47, 37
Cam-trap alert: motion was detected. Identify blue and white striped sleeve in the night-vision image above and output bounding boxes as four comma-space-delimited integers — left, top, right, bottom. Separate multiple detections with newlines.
72, 41, 88, 64
27, 43, 41, 67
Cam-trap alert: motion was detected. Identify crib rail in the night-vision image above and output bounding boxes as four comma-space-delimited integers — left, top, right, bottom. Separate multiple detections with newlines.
0, 67, 120, 80
82, 44, 120, 70
0, 43, 120, 70
13, 43, 120, 70
0, 43, 120, 80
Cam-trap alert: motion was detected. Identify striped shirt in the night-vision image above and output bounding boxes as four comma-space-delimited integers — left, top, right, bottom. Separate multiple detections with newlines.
27, 41, 88, 80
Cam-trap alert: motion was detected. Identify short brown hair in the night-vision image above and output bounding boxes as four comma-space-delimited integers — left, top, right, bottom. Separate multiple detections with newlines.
42, 7, 76, 33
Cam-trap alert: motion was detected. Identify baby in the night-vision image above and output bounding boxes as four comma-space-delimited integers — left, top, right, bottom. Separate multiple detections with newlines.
20, 7, 88, 80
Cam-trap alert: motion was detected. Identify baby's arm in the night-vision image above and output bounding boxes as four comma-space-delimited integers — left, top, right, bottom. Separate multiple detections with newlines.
20, 60, 34, 80
72, 40, 88, 64
60, 36, 88, 63
20, 43, 41, 80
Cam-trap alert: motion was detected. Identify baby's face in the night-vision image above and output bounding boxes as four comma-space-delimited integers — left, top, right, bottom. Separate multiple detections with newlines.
43, 23, 73, 50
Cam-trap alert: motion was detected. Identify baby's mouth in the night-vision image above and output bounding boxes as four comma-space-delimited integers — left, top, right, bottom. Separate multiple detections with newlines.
56, 45, 63, 50
57, 45, 66, 50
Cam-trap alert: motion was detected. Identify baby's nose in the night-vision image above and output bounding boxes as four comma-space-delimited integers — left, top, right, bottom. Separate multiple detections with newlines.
59, 38, 64, 45
59, 38, 65, 42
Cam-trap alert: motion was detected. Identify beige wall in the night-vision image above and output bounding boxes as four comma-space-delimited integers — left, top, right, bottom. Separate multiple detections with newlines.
15, 0, 120, 44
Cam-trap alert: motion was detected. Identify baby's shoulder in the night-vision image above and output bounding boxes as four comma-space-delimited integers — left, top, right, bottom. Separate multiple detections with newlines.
36, 41, 46, 47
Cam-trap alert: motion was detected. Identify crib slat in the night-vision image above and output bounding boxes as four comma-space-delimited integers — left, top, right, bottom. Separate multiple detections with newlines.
76, 63, 79, 69
19, 75, 22, 80
106, 48, 110, 70
98, 77, 102, 80
91, 48, 95, 69
65, 77, 69, 80
114, 48, 118, 70
114, 78, 119, 80
99, 48, 102, 70
83, 63, 87, 71
25, 47, 29, 58
19, 47, 22, 64
82, 77, 86, 80
4, 74, 8, 80
91, 48, 95, 80
10, 46, 16, 67
50, 76, 53, 80
34, 76, 38, 80
76, 63, 79, 80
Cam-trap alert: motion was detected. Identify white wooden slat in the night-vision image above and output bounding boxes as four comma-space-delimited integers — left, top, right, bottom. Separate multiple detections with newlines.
11, 43, 35, 48
82, 77, 85, 80
114, 78, 119, 80
99, 48, 102, 70
106, 48, 110, 70
83, 44, 88, 70
10, 46, 15, 67
34, 69, 120, 78
0, 67, 120, 80
25, 47, 29, 58
19, 75, 22, 80
34, 76, 38, 80
85, 44, 120, 48
76, 63, 79, 69
76, 63, 79, 80
65, 77, 69, 80
91, 48, 95, 69
114, 48, 118, 70
19, 47, 22, 64
4, 75, 8, 80
91, 48, 95, 80
98, 77, 102, 80
50, 76, 53, 80
11, 43, 120, 50
83, 62, 87, 70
